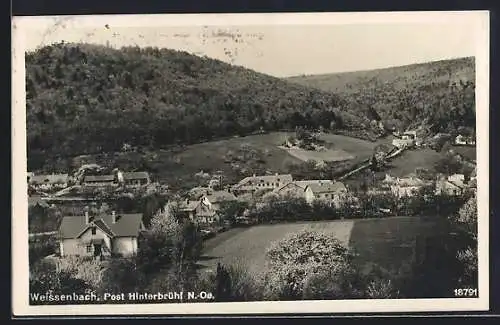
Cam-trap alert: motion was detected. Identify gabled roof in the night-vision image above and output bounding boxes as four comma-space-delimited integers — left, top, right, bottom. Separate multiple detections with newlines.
123, 172, 150, 180
29, 174, 69, 185
275, 182, 305, 193
179, 200, 200, 212
293, 180, 333, 189
28, 196, 50, 208
234, 174, 293, 188
84, 175, 115, 182
59, 213, 143, 239
206, 191, 237, 203
306, 182, 347, 194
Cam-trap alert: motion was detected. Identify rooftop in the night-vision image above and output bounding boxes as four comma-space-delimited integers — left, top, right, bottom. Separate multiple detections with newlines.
59, 213, 143, 239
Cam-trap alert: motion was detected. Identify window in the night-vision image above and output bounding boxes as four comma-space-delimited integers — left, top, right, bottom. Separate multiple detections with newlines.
86, 245, 92, 253
91, 226, 97, 235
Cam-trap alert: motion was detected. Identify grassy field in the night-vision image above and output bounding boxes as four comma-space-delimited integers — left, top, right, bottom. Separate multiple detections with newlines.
90, 132, 378, 190
384, 148, 445, 177
199, 216, 443, 275
452, 146, 477, 161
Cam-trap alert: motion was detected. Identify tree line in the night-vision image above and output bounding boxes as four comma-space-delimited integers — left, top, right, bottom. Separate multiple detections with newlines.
26, 42, 368, 171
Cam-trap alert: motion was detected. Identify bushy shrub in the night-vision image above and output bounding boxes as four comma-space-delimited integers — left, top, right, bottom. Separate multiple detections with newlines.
262, 230, 355, 300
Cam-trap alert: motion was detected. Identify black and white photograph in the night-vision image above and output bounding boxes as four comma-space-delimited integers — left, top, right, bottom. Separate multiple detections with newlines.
12, 11, 489, 316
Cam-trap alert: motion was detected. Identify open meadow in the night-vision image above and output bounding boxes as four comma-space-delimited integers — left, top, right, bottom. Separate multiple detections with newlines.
77, 132, 379, 190
199, 216, 443, 276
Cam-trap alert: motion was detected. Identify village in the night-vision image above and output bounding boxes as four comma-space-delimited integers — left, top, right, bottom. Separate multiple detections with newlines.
27, 128, 477, 261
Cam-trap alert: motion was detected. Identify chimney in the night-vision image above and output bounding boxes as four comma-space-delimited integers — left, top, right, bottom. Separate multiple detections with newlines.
253, 173, 256, 178
85, 211, 89, 224
112, 211, 117, 224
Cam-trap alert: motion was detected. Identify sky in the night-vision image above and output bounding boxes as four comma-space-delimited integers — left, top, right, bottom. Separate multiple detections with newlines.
16, 13, 484, 77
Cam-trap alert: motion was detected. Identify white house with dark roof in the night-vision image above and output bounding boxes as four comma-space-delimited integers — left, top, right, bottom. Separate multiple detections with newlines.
271, 180, 333, 201
304, 181, 348, 207
435, 174, 469, 196
83, 174, 115, 187
123, 171, 150, 187
82, 171, 150, 188
231, 174, 293, 195
58, 211, 145, 258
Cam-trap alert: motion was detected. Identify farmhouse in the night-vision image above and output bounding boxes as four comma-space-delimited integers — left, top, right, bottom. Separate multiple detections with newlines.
304, 181, 348, 207
272, 180, 334, 200
178, 197, 217, 224
385, 174, 431, 198
231, 174, 293, 196
123, 171, 150, 187
83, 171, 150, 188
455, 135, 476, 146
29, 173, 69, 191
435, 174, 469, 196
58, 211, 145, 258
204, 190, 237, 211
83, 174, 115, 187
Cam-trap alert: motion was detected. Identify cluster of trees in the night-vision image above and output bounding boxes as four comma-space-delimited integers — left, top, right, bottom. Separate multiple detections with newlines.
27, 42, 367, 171
290, 57, 476, 136
238, 187, 470, 225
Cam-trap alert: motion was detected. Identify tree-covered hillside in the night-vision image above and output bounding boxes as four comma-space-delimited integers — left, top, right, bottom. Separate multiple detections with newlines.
26, 42, 368, 170
288, 57, 476, 134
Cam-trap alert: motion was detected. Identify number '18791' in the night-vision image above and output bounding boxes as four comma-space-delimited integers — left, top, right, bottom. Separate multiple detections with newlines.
454, 288, 478, 297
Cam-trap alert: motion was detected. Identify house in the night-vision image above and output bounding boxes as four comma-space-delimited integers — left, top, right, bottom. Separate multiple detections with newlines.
304, 181, 348, 207
273, 180, 333, 200
178, 198, 216, 224
83, 171, 150, 188
204, 190, 237, 212
123, 172, 150, 187
231, 174, 293, 196
83, 175, 115, 187
385, 174, 430, 198
435, 174, 468, 196
29, 174, 69, 191
58, 211, 145, 258
455, 135, 476, 146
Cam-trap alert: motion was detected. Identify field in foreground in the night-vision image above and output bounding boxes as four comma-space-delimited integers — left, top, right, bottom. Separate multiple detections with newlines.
199, 216, 443, 275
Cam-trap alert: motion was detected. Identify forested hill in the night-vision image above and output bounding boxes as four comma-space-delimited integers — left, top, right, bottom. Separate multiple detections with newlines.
26, 42, 367, 169
287, 57, 476, 134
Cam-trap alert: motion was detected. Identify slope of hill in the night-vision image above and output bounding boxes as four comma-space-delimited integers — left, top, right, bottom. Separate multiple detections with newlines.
26, 43, 369, 171
288, 57, 476, 134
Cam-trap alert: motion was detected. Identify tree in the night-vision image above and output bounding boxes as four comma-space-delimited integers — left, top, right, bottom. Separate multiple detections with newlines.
263, 230, 355, 300
450, 193, 478, 287
217, 201, 248, 226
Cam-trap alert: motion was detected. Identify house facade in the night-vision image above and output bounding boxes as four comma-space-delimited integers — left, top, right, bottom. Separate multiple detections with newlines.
123, 172, 150, 187
231, 174, 293, 196
455, 135, 476, 146
83, 175, 115, 187
435, 174, 468, 196
83, 171, 150, 188
304, 181, 348, 207
178, 197, 216, 224
58, 211, 145, 258
385, 174, 431, 198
